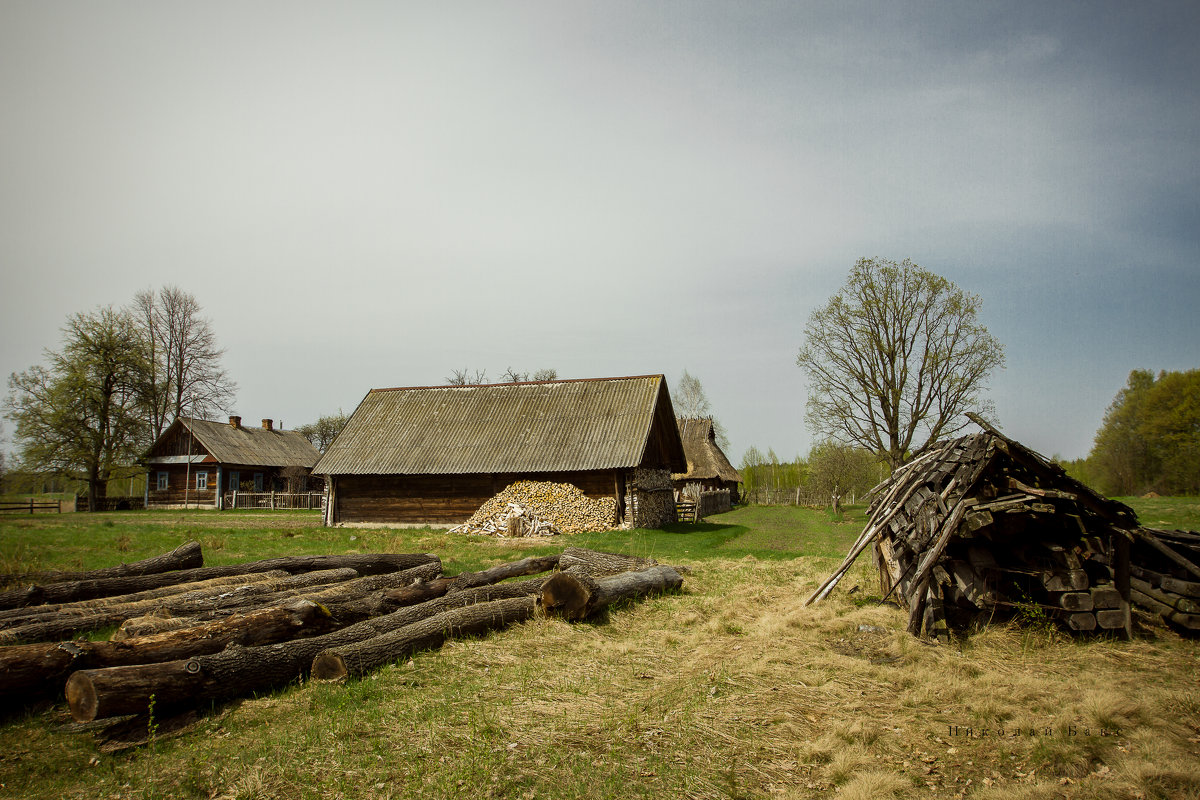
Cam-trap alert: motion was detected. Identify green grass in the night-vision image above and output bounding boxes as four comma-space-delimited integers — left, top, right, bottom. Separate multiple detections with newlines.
1118, 495, 1200, 530
1, 501, 1199, 799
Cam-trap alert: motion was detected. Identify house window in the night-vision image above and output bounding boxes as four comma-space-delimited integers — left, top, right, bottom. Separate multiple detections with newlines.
156, 471, 168, 491
196, 472, 208, 491
254, 473, 264, 492
228, 471, 239, 491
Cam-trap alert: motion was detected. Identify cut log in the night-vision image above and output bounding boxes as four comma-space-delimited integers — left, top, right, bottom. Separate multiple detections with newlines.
1057, 592, 1094, 612
1095, 609, 1131, 629
310, 595, 538, 681
0, 570, 292, 629
557, 548, 656, 578
0, 541, 203, 599
0, 552, 437, 608
64, 578, 547, 722
540, 565, 684, 621
112, 614, 202, 640
1, 567, 362, 644
0, 599, 338, 702
1089, 585, 1123, 609
1066, 612, 1097, 632
1130, 577, 1200, 615
1041, 569, 1088, 592
1130, 588, 1200, 630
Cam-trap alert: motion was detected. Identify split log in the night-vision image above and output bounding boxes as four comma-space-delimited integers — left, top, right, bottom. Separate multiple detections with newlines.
112, 614, 202, 640
558, 548, 656, 577
65, 578, 547, 722
0, 570, 292, 629
310, 595, 538, 681
0, 552, 438, 608
0, 599, 337, 702
1, 568, 362, 644
540, 565, 684, 621
0, 541, 203, 599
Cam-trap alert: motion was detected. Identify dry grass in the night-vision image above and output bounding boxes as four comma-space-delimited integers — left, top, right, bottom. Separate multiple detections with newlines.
1, 552, 1197, 799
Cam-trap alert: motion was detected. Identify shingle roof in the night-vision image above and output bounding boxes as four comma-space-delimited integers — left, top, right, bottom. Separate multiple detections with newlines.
312, 375, 686, 476
673, 418, 742, 483
180, 418, 322, 468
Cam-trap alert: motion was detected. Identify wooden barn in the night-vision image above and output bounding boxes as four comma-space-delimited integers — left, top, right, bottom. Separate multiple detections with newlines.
312, 375, 687, 528
143, 416, 322, 509
672, 417, 742, 503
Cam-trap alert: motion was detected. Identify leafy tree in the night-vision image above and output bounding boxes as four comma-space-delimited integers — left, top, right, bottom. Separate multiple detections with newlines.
673, 370, 730, 449
1087, 369, 1200, 495
5, 307, 149, 508
296, 411, 351, 454
132, 286, 236, 438
806, 440, 883, 509
796, 258, 1005, 469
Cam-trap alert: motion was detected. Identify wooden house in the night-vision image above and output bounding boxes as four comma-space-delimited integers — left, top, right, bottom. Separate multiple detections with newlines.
143, 416, 322, 509
672, 417, 743, 503
312, 375, 687, 528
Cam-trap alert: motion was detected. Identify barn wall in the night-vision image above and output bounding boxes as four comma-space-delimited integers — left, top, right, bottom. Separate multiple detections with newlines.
333, 470, 621, 525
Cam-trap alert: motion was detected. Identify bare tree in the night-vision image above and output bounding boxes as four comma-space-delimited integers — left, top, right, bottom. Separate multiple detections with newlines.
445, 368, 488, 386
132, 287, 236, 436
796, 258, 1005, 469
673, 370, 730, 449
499, 367, 559, 383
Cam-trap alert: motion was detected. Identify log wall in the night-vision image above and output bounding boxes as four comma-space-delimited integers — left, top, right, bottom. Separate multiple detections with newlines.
332, 470, 622, 525
145, 463, 220, 508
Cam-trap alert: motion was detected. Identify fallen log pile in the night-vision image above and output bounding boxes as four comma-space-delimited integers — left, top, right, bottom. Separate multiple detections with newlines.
448, 480, 620, 536
0, 542, 683, 750
808, 414, 1200, 639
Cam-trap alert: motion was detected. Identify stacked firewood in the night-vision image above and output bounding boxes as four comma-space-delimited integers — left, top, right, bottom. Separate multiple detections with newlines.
448, 480, 619, 536
0, 542, 682, 750
1123, 528, 1200, 631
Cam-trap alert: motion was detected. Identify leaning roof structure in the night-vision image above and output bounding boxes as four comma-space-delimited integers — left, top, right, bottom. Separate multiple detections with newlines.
313, 375, 686, 476
672, 418, 742, 484
154, 418, 321, 468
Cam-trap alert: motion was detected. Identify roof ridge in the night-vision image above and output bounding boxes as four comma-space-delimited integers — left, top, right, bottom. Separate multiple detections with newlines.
368, 374, 664, 394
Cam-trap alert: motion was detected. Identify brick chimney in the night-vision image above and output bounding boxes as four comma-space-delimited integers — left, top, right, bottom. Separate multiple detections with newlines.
229, 416, 241, 429
262, 419, 274, 431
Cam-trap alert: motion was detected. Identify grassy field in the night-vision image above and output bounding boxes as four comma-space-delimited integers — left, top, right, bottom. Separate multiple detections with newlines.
0, 501, 1197, 799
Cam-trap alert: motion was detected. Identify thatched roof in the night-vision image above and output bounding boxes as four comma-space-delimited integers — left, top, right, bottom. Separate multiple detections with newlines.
672, 417, 741, 484
313, 375, 686, 476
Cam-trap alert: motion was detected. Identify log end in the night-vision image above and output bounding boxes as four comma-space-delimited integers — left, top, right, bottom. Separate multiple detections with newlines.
65, 671, 99, 723
540, 573, 593, 621
311, 651, 349, 682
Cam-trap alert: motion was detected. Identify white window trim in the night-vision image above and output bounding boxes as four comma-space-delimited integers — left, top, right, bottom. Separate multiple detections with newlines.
196, 472, 208, 491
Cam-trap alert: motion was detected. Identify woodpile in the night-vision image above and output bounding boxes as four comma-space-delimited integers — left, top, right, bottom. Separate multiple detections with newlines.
1124, 528, 1200, 631
0, 541, 683, 751
809, 415, 1151, 640
625, 468, 677, 528
448, 480, 619, 536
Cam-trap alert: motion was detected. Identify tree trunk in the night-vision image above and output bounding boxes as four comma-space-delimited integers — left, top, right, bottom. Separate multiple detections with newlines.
0, 570, 291, 630
65, 578, 546, 722
310, 596, 538, 682
2, 567, 364, 644
0, 599, 338, 703
558, 547, 657, 577
0, 541, 203, 588
541, 565, 684, 621
0, 552, 438, 609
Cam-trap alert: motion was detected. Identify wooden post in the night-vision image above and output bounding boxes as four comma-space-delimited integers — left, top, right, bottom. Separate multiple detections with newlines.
1113, 531, 1133, 640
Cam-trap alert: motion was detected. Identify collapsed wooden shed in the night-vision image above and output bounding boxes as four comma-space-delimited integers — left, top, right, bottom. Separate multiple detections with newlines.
312, 375, 687, 529
809, 415, 1138, 639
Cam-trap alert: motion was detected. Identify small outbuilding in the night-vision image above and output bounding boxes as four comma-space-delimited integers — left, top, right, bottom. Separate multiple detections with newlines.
143, 416, 322, 509
313, 375, 687, 528
672, 417, 742, 504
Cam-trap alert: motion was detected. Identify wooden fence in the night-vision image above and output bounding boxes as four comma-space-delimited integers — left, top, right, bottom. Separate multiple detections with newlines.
740, 487, 855, 508
224, 491, 325, 510
0, 498, 71, 514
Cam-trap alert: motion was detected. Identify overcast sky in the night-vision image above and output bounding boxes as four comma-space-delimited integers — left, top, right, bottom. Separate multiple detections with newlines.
2, 1, 1197, 466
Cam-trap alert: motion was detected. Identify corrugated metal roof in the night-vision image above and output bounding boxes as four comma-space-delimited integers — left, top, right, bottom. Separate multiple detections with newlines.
313, 375, 682, 475
181, 418, 322, 468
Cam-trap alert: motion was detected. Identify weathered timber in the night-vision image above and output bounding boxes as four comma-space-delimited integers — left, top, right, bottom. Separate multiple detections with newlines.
0, 600, 337, 702
310, 595, 539, 681
1130, 577, 1200, 615
65, 578, 548, 722
0, 552, 438, 608
1090, 585, 1123, 609
1066, 612, 1097, 632
557, 548, 656, 577
540, 565, 684, 621
1095, 609, 1131, 629
113, 614, 202, 640
2, 568, 361, 644
1134, 529, 1200, 582
1130, 588, 1200, 630
1058, 592, 1094, 612
1041, 569, 1089, 592
0, 570, 291, 630
0, 541, 203, 602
